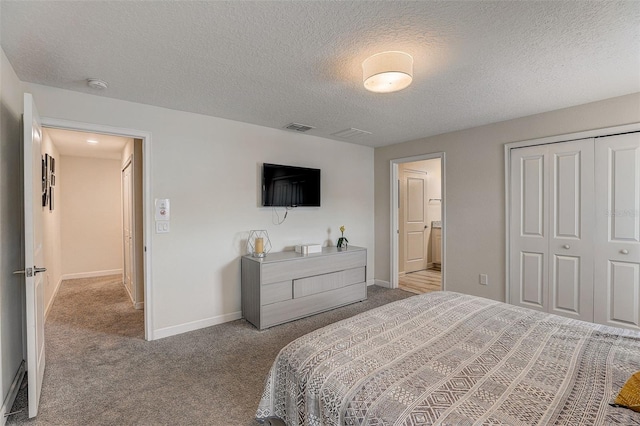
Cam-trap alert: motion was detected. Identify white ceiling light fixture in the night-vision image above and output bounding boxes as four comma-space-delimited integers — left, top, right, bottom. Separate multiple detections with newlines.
362, 51, 413, 94
86, 139, 99, 144
87, 78, 108, 90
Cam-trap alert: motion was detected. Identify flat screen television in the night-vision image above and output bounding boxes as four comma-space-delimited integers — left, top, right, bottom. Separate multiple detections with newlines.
262, 163, 321, 207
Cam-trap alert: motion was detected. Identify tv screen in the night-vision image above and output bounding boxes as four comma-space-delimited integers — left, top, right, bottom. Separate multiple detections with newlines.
262, 163, 321, 207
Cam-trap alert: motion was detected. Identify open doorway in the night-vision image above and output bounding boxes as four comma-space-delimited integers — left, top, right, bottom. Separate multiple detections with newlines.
39, 126, 146, 335
391, 153, 445, 293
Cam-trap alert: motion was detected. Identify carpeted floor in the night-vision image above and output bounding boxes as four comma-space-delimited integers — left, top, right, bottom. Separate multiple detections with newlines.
8, 276, 413, 425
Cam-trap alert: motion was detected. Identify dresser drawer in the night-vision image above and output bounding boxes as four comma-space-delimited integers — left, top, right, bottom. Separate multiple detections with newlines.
261, 250, 366, 284
293, 267, 365, 298
261, 280, 292, 305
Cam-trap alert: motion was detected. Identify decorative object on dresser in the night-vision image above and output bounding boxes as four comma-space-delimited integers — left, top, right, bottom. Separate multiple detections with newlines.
247, 230, 271, 258
294, 244, 322, 255
336, 225, 348, 248
241, 246, 367, 330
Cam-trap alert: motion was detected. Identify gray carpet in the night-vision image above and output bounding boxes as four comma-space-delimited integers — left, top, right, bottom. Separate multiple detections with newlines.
8, 276, 413, 425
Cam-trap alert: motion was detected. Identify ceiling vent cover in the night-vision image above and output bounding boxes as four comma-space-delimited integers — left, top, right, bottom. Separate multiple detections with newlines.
331, 128, 372, 139
284, 123, 315, 133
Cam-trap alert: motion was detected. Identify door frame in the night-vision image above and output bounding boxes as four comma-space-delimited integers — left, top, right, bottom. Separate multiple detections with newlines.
390, 152, 446, 289
39, 117, 155, 340
504, 122, 640, 305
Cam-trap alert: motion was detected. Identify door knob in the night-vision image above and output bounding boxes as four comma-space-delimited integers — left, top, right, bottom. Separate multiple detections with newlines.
33, 267, 47, 274
620, 249, 629, 255
562, 244, 570, 249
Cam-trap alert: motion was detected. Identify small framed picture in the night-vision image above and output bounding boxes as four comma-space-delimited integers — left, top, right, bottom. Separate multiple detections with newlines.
50, 157, 55, 174
51, 174, 55, 186
49, 187, 54, 211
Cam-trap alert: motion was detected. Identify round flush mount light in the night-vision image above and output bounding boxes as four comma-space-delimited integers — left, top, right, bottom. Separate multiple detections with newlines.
87, 78, 108, 90
86, 139, 99, 144
362, 51, 413, 93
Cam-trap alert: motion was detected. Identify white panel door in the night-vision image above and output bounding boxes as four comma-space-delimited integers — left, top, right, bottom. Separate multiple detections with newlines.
403, 170, 429, 273
122, 161, 134, 301
23, 93, 46, 418
510, 145, 549, 311
548, 140, 594, 321
510, 139, 594, 320
594, 132, 640, 331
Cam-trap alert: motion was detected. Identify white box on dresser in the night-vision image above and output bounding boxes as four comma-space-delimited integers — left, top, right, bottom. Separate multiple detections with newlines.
241, 246, 367, 330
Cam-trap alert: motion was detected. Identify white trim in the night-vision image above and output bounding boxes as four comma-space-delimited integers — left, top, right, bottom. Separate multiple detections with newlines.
503, 123, 640, 304
374, 279, 391, 288
366, 279, 376, 286
134, 302, 144, 310
390, 153, 446, 291
1, 361, 25, 426
61, 269, 123, 280
39, 117, 155, 340
44, 276, 64, 320
153, 311, 242, 340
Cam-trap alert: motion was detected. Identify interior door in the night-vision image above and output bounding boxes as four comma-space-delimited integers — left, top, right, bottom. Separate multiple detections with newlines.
122, 160, 134, 300
594, 132, 640, 330
23, 93, 46, 418
547, 139, 594, 321
403, 169, 429, 273
510, 144, 549, 311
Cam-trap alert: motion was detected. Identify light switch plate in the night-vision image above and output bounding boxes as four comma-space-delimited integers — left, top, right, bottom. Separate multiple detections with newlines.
156, 221, 170, 233
479, 274, 488, 285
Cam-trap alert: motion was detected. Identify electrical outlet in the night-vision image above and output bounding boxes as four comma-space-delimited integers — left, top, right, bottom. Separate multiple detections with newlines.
479, 274, 488, 285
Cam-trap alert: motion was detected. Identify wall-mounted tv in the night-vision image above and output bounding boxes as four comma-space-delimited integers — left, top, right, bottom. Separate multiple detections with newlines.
262, 163, 321, 207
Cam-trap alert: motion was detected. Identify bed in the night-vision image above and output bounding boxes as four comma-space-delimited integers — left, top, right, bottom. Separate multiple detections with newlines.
256, 291, 640, 425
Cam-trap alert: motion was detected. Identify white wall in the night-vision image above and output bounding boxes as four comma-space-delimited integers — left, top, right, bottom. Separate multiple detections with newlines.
60, 155, 123, 277
0, 47, 25, 419
41, 131, 62, 316
25, 83, 375, 339
375, 92, 640, 302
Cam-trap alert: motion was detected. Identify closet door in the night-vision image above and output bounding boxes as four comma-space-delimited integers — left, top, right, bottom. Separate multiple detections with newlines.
547, 140, 594, 321
594, 132, 640, 331
510, 139, 594, 321
510, 145, 549, 311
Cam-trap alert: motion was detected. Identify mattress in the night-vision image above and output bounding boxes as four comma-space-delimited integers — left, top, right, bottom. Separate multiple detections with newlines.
256, 291, 640, 425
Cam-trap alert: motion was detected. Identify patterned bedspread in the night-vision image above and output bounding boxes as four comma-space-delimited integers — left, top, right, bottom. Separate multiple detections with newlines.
256, 291, 640, 425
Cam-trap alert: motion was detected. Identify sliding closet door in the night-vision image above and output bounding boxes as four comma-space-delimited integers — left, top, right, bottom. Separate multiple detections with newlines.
510, 145, 549, 311
594, 132, 640, 331
510, 139, 594, 321
547, 140, 594, 321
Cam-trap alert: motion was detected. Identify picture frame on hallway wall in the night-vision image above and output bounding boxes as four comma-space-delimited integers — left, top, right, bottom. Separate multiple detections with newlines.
42, 154, 48, 207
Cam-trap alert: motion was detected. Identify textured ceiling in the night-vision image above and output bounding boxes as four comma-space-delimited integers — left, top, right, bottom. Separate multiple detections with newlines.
2, 1, 639, 148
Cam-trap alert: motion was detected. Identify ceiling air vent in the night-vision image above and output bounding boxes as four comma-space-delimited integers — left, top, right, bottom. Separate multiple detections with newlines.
330, 128, 372, 139
284, 123, 315, 133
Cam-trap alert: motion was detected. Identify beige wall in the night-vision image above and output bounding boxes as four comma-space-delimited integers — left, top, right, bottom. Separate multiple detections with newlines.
375, 92, 640, 302
60, 156, 123, 277
41, 131, 62, 315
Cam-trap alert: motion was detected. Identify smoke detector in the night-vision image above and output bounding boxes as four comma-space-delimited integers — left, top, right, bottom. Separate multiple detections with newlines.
284, 123, 315, 133
87, 78, 108, 90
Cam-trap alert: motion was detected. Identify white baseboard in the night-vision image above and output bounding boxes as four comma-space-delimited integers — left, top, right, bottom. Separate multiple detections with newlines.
45, 276, 64, 320
134, 302, 144, 310
375, 279, 392, 288
367, 279, 376, 286
1, 361, 25, 426
61, 269, 123, 280
153, 311, 242, 340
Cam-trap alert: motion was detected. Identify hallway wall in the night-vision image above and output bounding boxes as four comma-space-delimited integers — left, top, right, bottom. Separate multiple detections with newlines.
60, 156, 123, 278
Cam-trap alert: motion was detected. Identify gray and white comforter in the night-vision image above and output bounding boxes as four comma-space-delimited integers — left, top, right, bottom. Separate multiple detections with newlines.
257, 291, 640, 425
